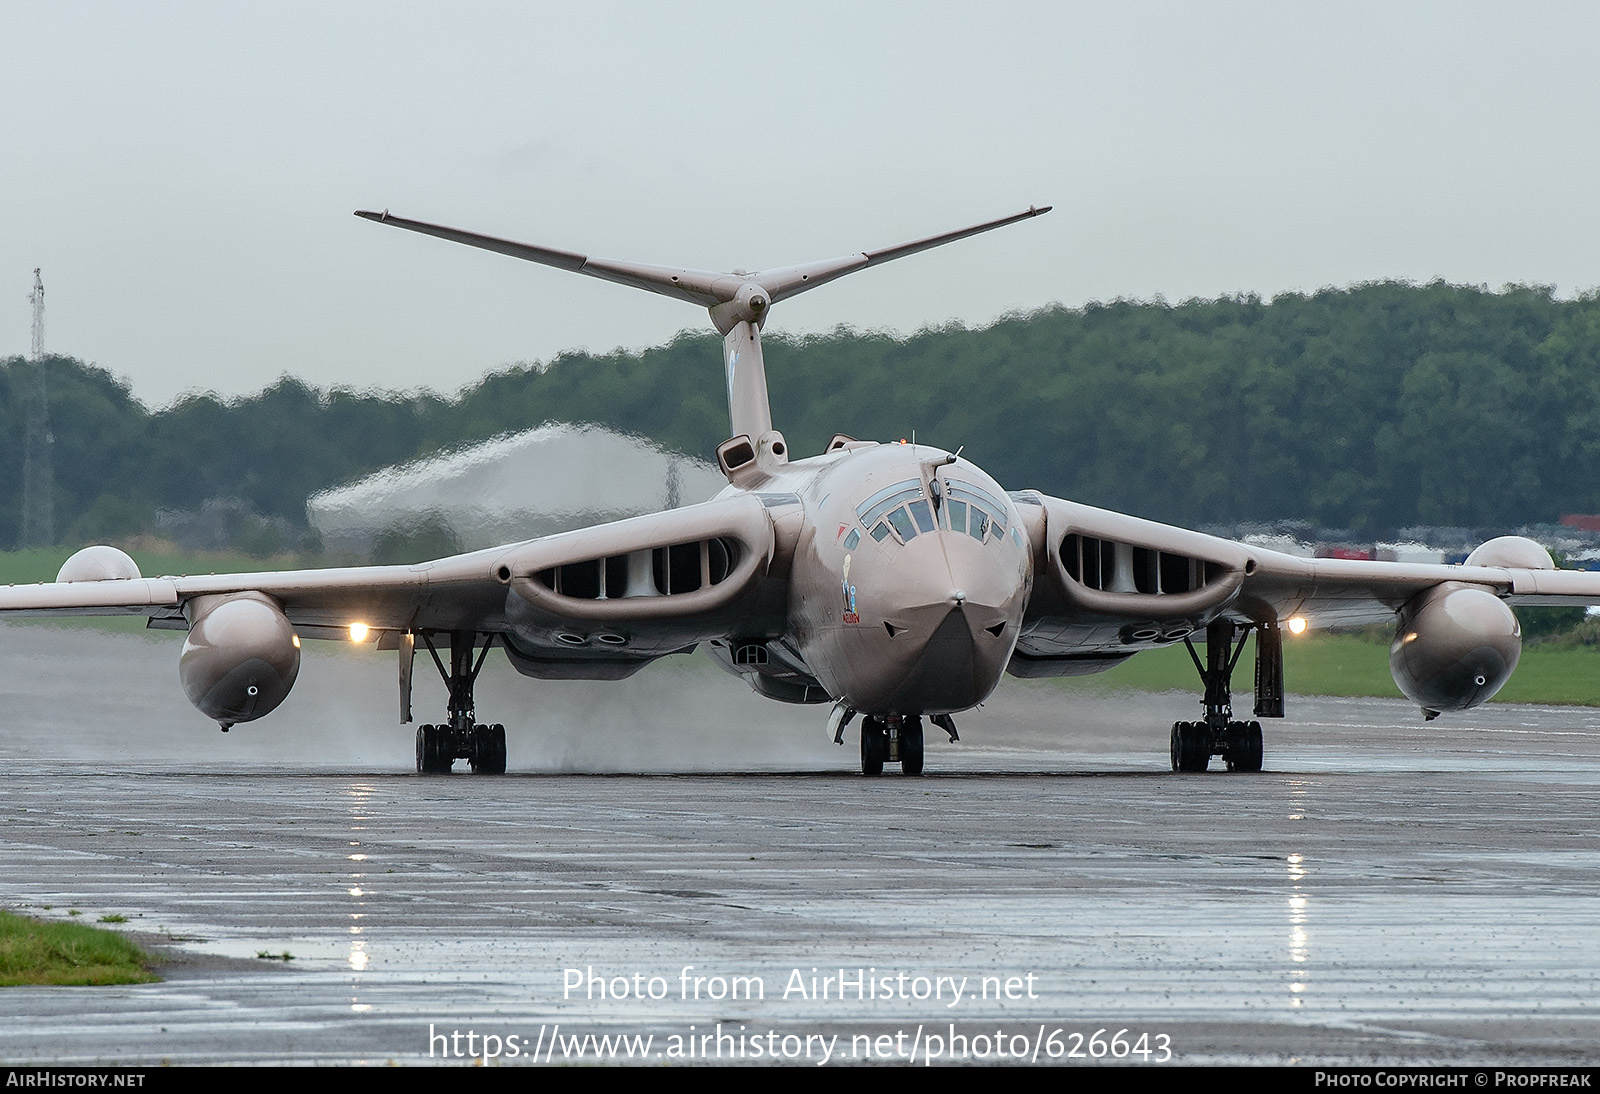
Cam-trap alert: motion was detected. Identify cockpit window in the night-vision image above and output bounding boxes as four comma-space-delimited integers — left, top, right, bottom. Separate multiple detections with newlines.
948, 480, 1007, 540
949, 480, 1006, 514
857, 477, 1012, 549
886, 507, 917, 541
944, 499, 968, 534
856, 480, 923, 527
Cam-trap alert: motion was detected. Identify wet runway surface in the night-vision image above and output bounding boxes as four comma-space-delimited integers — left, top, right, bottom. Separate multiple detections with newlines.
1, 625, 1598, 1065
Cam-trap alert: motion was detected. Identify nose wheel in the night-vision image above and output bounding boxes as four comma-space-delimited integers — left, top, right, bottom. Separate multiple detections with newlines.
859, 714, 925, 777
861, 717, 886, 776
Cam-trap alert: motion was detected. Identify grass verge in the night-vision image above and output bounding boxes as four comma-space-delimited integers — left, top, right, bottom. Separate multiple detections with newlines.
1051, 632, 1600, 707
0, 911, 158, 986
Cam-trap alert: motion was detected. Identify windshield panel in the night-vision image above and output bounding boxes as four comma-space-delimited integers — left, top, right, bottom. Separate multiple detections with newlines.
856, 480, 922, 526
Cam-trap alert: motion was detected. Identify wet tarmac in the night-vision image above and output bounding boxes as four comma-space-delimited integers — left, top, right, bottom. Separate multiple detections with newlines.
1, 624, 1598, 1065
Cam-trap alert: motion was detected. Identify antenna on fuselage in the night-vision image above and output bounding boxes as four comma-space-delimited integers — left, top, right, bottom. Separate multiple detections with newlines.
355, 204, 1052, 461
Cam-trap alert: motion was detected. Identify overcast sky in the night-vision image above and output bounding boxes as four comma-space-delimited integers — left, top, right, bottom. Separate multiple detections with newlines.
5, 2, 1600, 406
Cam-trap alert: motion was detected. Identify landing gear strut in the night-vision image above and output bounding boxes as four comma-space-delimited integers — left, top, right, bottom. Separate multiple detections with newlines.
414, 631, 507, 774
1173, 619, 1273, 773
859, 714, 925, 777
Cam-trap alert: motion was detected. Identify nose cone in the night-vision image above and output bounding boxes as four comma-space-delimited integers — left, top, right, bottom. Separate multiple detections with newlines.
847, 532, 1026, 714
876, 605, 1003, 712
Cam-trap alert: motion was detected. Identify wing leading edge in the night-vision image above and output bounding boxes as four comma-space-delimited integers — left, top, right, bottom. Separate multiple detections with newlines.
0, 493, 786, 658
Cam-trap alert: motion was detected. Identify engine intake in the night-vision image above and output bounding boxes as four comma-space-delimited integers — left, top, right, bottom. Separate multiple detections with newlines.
180, 593, 301, 728
1389, 582, 1520, 717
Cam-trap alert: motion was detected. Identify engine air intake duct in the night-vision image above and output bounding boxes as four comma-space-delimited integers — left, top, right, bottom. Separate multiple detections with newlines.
1062, 534, 1226, 595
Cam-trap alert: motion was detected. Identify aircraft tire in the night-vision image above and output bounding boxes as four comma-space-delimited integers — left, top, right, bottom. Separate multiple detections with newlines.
1187, 722, 1211, 772
471, 724, 508, 775
1172, 721, 1210, 773
861, 718, 887, 777
1240, 721, 1264, 772
1223, 721, 1244, 771
1222, 720, 1264, 773
416, 724, 446, 774
900, 717, 925, 776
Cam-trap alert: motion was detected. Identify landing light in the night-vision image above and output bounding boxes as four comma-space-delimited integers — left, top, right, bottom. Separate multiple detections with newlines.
1287, 616, 1308, 636
349, 623, 370, 643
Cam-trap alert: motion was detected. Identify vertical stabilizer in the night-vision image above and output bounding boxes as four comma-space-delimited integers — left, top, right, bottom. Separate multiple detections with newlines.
723, 322, 772, 441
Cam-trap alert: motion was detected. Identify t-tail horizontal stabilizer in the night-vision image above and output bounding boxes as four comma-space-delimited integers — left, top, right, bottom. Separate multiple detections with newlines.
355, 204, 1051, 447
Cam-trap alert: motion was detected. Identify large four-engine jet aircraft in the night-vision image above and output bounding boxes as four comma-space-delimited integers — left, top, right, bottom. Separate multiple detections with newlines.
7, 205, 1600, 775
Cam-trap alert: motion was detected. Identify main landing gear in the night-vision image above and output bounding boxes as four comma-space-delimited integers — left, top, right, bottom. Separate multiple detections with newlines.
413, 631, 507, 775
1171, 619, 1282, 774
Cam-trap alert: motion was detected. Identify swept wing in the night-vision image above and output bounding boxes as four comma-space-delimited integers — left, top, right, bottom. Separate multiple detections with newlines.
0, 493, 785, 677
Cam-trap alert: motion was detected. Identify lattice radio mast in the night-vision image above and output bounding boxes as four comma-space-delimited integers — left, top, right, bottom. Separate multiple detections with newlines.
20, 268, 54, 547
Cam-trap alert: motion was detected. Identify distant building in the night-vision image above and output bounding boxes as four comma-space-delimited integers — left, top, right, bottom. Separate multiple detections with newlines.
1315, 545, 1374, 561
1375, 542, 1446, 565
307, 423, 726, 557
1238, 533, 1315, 558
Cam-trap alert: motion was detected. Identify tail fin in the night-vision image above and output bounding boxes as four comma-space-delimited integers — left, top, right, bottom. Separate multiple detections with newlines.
356, 205, 1051, 445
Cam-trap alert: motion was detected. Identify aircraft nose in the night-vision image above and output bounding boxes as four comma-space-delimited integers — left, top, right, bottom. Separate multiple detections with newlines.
873, 572, 1023, 713
879, 605, 997, 712
838, 526, 1026, 714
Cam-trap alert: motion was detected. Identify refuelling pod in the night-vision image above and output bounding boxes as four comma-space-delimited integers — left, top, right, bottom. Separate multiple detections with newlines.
1389, 582, 1520, 717
180, 592, 301, 728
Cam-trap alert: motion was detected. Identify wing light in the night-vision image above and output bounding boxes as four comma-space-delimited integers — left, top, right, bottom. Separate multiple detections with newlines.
1287, 616, 1308, 635
349, 622, 371, 643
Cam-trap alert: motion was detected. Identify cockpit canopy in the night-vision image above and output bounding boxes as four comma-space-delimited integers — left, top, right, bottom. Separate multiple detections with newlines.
855, 477, 1012, 548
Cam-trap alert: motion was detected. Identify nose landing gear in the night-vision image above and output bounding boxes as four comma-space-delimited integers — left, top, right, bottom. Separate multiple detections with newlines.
859, 714, 925, 777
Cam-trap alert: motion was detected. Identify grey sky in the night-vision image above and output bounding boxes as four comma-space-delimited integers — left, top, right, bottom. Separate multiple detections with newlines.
4, 2, 1599, 406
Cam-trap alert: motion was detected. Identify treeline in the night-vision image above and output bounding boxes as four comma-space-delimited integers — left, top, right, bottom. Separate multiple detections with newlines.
5, 278, 1600, 547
